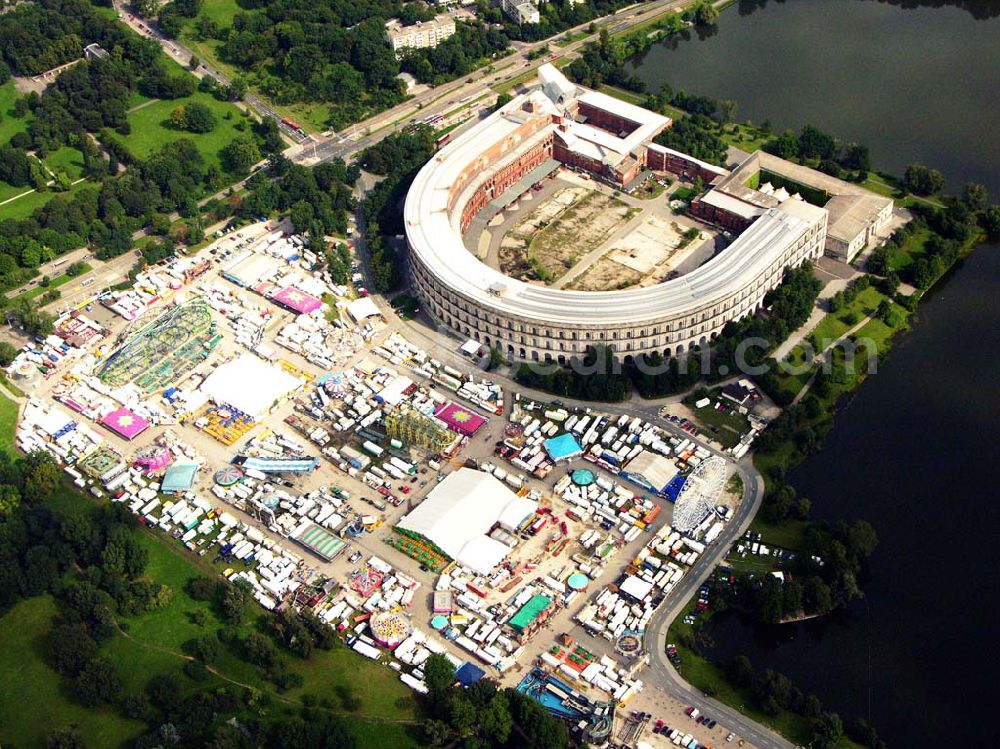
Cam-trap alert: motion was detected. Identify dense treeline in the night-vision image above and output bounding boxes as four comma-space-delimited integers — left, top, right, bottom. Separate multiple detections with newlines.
563, 28, 649, 94
0, 0, 270, 293
763, 123, 871, 182
0, 0, 198, 153
713, 515, 878, 624
868, 184, 998, 289
399, 23, 509, 86
421, 653, 571, 749
653, 114, 728, 167
516, 266, 822, 401
0, 0, 127, 76
154, 0, 510, 129
359, 128, 436, 291
239, 155, 357, 238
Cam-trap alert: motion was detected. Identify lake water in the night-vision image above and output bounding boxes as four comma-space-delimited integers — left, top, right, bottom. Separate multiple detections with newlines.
629, 2, 1000, 746
629, 0, 1000, 195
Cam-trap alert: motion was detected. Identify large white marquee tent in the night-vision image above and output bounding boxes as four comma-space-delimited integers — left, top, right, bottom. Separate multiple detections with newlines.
397, 468, 537, 574
199, 355, 302, 418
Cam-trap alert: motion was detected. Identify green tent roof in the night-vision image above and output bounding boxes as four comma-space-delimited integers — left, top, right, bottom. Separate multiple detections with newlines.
509, 594, 553, 632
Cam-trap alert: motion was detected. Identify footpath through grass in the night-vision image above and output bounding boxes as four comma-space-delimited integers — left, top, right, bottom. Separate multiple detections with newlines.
108, 91, 254, 169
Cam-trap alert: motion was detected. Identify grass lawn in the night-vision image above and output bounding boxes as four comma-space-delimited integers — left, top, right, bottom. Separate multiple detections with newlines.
807, 286, 886, 349
0, 392, 18, 456
719, 122, 770, 153
125, 523, 420, 721
855, 309, 908, 352
683, 389, 750, 448
0, 80, 30, 143
0, 596, 147, 749
189, 0, 243, 31
632, 177, 668, 200
0, 180, 90, 221
0, 179, 31, 203
0, 372, 25, 399
270, 101, 331, 134
749, 517, 810, 550
110, 91, 251, 169
494, 68, 541, 95
554, 30, 588, 46
16, 264, 92, 302
44, 146, 86, 179
886, 226, 932, 272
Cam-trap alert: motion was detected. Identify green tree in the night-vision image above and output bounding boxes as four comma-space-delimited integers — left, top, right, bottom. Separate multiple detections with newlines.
170, 105, 188, 130
982, 205, 1000, 240
424, 653, 457, 695
220, 135, 261, 175
728, 654, 754, 687
218, 578, 252, 624
51, 624, 99, 676
961, 182, 989, 214
186, 634, 221, 663
183, 102, 216, 133
903, 163, 945, 195
693, 1, 719, 25
146, 672, 183, 713
718, 99, 737, 124
811, 712, 845, 749
422, 719, 451, 747
46, 727, 87, 749
21, 450, 61, 506
481, 692, 514, 744
74, 658, 122, 707
0, 340, 18, 365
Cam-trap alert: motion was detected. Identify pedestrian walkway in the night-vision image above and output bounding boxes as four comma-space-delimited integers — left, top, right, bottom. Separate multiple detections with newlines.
790, 313, 874, 405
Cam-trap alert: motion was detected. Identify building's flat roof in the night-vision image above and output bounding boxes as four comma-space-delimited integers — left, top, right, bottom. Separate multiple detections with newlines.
487, 158, 561, 214
825, 193, 890, 242
712, 151, 892, 243
699, 189, 768, 221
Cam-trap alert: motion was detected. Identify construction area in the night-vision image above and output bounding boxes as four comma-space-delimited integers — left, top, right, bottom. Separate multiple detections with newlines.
487, 172, 718, 292
497, 186, 638, 283
566, 215, 712, 292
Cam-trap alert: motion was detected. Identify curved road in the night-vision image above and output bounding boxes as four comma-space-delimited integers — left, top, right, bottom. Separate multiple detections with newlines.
646, 465, 795, 749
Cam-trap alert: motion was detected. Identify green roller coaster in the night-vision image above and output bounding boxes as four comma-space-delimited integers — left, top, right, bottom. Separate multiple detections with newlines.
97, 298, 219, 392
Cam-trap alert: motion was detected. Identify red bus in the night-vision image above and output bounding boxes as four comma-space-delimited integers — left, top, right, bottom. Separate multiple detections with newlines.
281, 117, 302, 131
435, 133, 451, 148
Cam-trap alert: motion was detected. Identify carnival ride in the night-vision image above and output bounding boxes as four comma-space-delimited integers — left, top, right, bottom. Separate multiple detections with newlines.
671, 456, 727, 532
97, 298, 218, 392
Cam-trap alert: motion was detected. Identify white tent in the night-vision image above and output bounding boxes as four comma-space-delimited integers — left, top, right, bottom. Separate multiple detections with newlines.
199, 355, 301, 417
620, 575, 654, 602
377, 375, 414, 406
347, 297, 381, 322
498, 495, 538, 533
456, 536, 511, 575
624, 451, 678, 493
397, 468, 526, 574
